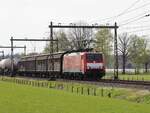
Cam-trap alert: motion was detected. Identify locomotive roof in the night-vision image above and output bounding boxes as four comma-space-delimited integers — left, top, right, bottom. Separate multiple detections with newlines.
65, 52, 103, 56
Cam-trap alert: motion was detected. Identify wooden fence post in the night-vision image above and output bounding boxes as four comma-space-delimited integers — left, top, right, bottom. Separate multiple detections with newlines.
101, 88, 104, 97
81, 87, 83, 95
94, 88, 96, 96
77, 87, 79, 94
87, 88, 90, 95
49, 82, 52, 88
71, 86, 74, 93
108, 92, 111, 98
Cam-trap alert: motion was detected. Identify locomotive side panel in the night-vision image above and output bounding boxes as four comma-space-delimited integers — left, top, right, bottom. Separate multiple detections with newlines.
63, 54, 82, 73
81, 54, 86, 74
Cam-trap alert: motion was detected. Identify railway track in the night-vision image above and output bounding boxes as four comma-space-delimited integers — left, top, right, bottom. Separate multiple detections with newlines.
57, 79, 150, 90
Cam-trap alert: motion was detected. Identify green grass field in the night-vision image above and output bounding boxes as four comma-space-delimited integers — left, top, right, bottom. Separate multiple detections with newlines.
0, 81, 150, 113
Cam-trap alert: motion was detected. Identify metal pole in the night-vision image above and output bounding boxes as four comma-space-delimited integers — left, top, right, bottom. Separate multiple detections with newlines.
49, 25, 118, 29
2, 51, 4, 59
11, 36, 14, 77
114, 22, 118, 79
24, 45, 26, 55
50, 22, 53, 54
0, 46, 26, 48
57, 39, 59, 52
0, 51, 4, 59
50, 22, 54, 71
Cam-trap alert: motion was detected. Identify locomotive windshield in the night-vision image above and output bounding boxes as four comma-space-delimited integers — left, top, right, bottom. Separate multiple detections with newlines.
86, 53, 103, 62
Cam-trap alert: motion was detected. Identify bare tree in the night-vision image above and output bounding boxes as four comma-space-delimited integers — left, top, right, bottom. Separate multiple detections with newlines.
68, 21, 93, 49
54, 30, 72, 51
43, 30, 71, 53
118, 33, 130, 74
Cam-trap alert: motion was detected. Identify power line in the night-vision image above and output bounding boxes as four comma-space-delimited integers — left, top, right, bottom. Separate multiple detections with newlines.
88, 0, 142, 23
119, 25, 150, 30
119, 9, 150, 24
124, 28, 150, 33
117, 0, 141, 16
134, 19, 150, 24
119, 13, 150, 26
125, 1, 150, 14
121, 17, 150, 26
106, 0, 142, 22
119, 16, 145, 26
100, 0, 142, 22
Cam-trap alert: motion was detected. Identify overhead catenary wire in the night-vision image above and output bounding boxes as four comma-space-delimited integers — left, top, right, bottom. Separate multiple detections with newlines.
119, 18, 150, 27
132, 19, 150, 24
119, 25, 150, 30
125, 1, 150, 14
114, 0, 141, 16
119, 9, 150, 24
96, 0, 141, 21
119, 13, 150, 27
106, 0, 142, 22
88, 0, 142, 23
121, 28, 150, 33
119, 16, 145, 26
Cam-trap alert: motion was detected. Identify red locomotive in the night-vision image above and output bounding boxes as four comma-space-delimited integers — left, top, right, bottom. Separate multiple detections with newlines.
63, 52, 105, 80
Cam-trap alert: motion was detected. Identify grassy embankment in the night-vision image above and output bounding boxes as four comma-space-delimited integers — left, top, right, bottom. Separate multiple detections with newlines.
0, 78, 150, 113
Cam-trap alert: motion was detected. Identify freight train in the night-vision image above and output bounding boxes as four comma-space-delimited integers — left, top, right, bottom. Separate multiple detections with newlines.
0, 50, 105, 80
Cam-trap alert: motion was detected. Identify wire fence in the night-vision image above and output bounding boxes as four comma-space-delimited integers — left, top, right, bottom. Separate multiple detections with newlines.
0, 76, 113, 98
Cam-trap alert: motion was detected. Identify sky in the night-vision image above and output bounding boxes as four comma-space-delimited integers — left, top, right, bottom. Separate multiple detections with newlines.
0, 0, 150, 55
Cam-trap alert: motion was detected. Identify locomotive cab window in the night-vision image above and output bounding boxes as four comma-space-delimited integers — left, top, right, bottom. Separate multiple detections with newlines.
86, 53, 103, 62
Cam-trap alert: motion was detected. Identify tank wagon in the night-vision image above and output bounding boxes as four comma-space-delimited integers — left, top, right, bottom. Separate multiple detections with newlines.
0, 58, 18, 74
0, 50, 105, 80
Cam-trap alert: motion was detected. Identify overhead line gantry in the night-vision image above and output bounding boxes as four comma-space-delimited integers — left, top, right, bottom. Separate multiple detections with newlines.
49, 21, 119, 79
